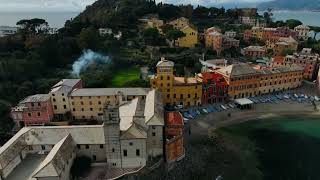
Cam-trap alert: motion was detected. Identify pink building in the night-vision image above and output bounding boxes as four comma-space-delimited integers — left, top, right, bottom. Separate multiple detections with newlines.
11, 94, 54, 128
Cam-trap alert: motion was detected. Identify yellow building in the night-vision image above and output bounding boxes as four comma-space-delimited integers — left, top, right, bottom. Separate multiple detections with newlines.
168, 17, 198, 48
150, 58, 202, 107
175, 25, 198, 48
168, 17, 190, 29
266, 36, 298, 55
146, 18, 164, 34
258, 66, 303, 95
69, 88, 150, 120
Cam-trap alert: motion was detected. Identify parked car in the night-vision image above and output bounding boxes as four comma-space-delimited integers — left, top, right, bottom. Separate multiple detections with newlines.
220, 105, 227, 110
175, 105, 183, 109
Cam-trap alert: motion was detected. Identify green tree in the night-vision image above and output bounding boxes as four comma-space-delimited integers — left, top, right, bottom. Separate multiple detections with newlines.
165, 29, 185, 47
78, 27, 101, 50
142, 28, 160, 45
160, 24, 174, 34
0, 102, 14, 134
285, 19, 302, 29
16, 18, 49, 34
263, 8, 273, 26
281, 49, 295, 56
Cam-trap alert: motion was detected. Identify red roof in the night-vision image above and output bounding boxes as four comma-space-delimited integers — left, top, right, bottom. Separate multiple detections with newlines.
166, 112, 184, 126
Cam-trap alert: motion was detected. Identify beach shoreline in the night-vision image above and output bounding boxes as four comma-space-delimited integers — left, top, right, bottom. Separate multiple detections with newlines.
189, 101, 320, 136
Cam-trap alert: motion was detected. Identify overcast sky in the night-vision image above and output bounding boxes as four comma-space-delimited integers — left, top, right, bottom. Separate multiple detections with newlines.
0, 0, 270, 12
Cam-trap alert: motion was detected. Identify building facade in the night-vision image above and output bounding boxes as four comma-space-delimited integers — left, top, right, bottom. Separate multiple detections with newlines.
49, 79, 83, 120
11, 94, 54, 127
69, 88, 150, 120
244, 26, 298, 43
165, 112, 184, 163
216, 63, 261, 100
266, 36, 298, 55
198, 72, 228, 104
205, 27, 239, 55
242, 46, 266, 58
257, 66, 304, 95
150, 58, 202, 107
175, 25, 198, 48
168, 17, 198, 48
294, 25, 310, 41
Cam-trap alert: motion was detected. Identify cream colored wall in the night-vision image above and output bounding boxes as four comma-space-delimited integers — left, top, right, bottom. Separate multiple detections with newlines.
147, 125, 163, 157
259, 71, 303, 94
69, 95, 117, 120
76, 144, 106, 162
227, 75, 260, 99
69, 95, 145, 120
169, 18, 189, 29
176, 27, 198, 48
50, 91, 70, 115
120, 139, 147, 168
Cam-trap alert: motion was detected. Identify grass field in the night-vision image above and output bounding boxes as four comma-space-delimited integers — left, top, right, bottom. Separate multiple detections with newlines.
111, 67, 140, 87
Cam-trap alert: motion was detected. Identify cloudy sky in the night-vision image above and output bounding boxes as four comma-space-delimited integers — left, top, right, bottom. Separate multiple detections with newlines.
0, 0, 96, 12
0, 0, 270, 12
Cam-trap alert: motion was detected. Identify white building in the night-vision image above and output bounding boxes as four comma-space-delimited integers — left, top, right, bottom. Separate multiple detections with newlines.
0, 26, 18, 37
0, 90, 164, 180
238, 16, 256, 26
99, 28, 113, 36
294, 25, 310, 41
224, 31, 236, 38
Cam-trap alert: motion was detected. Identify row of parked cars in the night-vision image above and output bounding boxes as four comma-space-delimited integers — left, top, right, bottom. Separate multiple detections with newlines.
180, 92, 319, 123
248, 92, 320, 104
181, 102, 237, 121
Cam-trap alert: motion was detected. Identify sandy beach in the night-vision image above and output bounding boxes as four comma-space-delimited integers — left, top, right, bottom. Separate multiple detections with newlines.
189, 100, 320, 136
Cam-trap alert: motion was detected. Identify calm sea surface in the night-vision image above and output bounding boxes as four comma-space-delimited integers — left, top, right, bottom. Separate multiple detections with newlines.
261, 11, 320, 39
0, 11, 80, 28
270, 11, 320, 26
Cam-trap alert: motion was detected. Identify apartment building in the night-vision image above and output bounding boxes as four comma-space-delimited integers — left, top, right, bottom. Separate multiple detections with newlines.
205, 27, 239, 55
225, 31, 237, 38
244, 26, 298, 42
69, 88, 150, 120
266, 36, 298, 55
294, 25, 310, 41
168, 17, 198, 48
258, 66, 304, 95
197, 72, 228, 104
150, 58, 202, 107
11, 94, 54, 128
242, 45, 266, 58
49, 79, 83, 120
285, 48, 320, 80
216, 63, 261, 100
